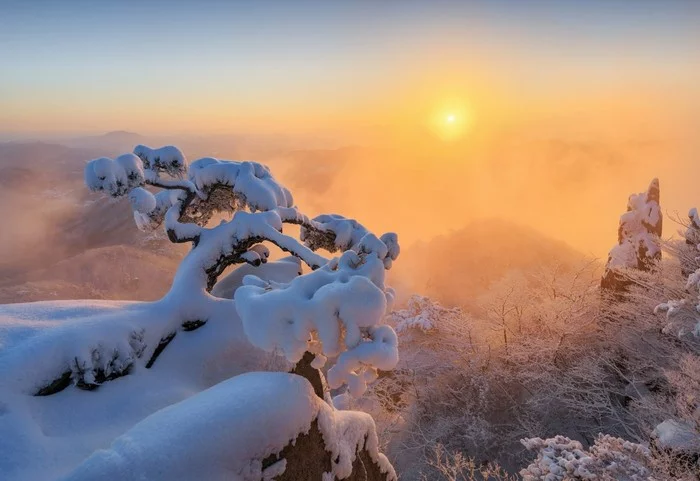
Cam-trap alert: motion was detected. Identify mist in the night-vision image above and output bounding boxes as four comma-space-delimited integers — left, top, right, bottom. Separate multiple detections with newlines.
0, 104, 698, 307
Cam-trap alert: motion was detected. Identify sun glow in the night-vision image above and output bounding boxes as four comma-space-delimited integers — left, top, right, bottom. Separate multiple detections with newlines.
428, 102, 474, 141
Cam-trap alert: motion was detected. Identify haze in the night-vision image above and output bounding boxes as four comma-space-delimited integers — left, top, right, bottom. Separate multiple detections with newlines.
2, 0, 700, 258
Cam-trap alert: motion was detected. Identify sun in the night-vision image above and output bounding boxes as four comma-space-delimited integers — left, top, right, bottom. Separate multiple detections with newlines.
427, 101, 475, 141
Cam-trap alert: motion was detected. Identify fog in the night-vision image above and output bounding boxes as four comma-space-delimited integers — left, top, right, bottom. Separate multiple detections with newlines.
0, 111, 698, 305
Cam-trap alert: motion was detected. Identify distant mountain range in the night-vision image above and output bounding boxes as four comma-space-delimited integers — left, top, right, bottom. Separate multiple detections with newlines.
63, 131, 147, 154
390, 218, 590, 307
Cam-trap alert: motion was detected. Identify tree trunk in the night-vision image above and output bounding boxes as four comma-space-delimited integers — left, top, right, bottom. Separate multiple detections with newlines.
291, 351, 325, 398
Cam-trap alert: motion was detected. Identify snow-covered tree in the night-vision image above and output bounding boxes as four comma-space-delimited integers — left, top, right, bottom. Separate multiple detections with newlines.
601, 179, 662, 293
679, 207, 700, 277
685, 208, 700, 248
82, 145, 401, 398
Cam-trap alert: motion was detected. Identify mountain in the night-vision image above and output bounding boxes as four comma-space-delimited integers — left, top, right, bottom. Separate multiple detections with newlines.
390, 218, 590, 307
64, 131, 146, 154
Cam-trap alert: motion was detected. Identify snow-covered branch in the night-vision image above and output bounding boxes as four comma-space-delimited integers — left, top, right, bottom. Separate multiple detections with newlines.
235, 248, 399, 398
83, 144, 402, 402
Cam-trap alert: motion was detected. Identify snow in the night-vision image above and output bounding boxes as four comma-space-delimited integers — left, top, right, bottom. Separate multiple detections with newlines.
0, 296, 278, 480
85, 156, 143, 197
301, 214, 369, 251
0, 144, 403, 480
602, 178, 663, 288
388, 295, 464, 333
127, 186, 156, 214
61, 372, 319, 481
133, 144, 187, 177
58, 372, 396, 481
211, 256, 301, 299
317, 393, 397, 480
235, 250, 399, 397
189, 157, 294, 212
656, 263, 700, 337
686, 207, 700, 246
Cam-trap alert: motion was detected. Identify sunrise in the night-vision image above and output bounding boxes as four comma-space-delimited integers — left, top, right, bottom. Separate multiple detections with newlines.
1, 1, 699, 480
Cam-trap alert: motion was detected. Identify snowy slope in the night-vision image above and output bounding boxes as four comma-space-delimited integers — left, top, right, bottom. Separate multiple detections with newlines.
0, 296, 286, 480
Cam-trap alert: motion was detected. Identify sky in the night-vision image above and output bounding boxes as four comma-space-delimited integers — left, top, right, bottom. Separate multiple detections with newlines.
1, 0, 699, 259
1, 0, 699, 137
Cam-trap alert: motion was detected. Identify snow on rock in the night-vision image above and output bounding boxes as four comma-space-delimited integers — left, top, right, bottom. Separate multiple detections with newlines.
61, 372, 396, 481
520, 434, 652, 481
235, 250, 398, 397
61, 372, 319, 481
601, 178, 662, 292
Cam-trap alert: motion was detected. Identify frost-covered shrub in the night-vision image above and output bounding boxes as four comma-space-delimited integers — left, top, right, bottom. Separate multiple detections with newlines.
655, 261, 700, 338
520, 434, 652, 481
389, 295, 467, 334
601, 179, 662, 292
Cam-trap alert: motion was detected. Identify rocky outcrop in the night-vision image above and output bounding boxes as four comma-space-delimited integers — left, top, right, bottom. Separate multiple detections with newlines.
263, 419, 391, 481
601, 179, 662, 293
63, 371, 396, 481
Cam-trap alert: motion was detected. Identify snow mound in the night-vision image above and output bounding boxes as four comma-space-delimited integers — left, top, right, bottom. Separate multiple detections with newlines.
62, 372, 319, 481
62, 372, 396, 481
